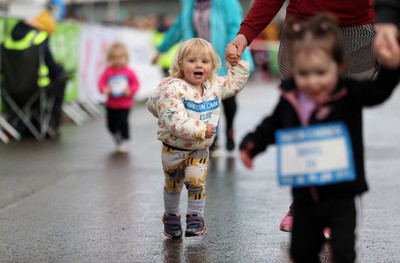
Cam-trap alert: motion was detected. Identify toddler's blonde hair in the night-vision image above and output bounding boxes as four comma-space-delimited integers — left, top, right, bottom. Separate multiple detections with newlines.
169, 38, 221, 82
107, 42, 129, 63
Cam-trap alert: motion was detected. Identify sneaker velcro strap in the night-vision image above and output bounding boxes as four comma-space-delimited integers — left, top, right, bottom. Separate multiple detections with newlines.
187, 216, 203, 226
164, 214, 181, 225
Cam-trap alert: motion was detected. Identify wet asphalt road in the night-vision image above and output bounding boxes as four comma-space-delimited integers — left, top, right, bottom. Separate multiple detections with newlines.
0, 77, 399, 262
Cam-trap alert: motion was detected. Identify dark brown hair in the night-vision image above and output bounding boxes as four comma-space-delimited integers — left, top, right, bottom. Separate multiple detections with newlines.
285, 13, 346, 66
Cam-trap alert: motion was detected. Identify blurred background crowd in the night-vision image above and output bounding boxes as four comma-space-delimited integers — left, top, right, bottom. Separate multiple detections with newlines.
0, 0, 285, 143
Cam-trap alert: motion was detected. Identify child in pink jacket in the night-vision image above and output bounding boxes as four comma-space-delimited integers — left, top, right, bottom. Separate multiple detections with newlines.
98, 43, 140, 153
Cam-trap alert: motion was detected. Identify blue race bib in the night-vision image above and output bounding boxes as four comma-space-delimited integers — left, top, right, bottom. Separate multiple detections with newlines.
275, 122, 356, 187
108, 75, 129, 98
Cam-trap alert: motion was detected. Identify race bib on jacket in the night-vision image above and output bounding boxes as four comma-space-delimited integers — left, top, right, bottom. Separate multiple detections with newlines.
275, 122, 355, 187
108, 75, 128, 98
184, 97, 220, 133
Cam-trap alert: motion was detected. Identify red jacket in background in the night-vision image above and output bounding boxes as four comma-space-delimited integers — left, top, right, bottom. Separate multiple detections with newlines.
239, 0, 375, 44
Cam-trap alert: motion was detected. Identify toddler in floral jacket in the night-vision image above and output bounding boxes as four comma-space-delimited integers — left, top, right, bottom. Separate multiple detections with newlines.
147, 38, 250, 238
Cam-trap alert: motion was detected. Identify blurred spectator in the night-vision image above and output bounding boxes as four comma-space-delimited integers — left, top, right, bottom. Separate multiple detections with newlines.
152, 15, 180, 76
3, 8, 67, 137
250, 19, 282, 81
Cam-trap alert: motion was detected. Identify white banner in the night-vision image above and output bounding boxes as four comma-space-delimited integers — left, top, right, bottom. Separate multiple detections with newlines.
78, 25, 163, 103
6, 1, 46, 20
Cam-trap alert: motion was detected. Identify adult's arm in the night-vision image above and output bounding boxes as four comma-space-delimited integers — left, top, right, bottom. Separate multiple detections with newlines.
238, 0, 286, 44
225, 0, 285, 65
374, 0, 400, 24
157, 15, 184, 52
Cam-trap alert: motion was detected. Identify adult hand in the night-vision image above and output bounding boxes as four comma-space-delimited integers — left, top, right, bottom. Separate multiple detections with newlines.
152, 52, 161, 65
205, 124, 216, 139
239, 141, 255, 169
374, 23, 400, 69
225, 34, 248, 66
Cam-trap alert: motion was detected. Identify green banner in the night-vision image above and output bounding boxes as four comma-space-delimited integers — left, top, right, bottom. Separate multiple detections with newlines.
0, 17, 18, 42
50, 22, 80, 103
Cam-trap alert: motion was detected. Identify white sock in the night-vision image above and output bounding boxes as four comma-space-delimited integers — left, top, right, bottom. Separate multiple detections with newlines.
164, 190, 181, 215
188, 199, 206, 216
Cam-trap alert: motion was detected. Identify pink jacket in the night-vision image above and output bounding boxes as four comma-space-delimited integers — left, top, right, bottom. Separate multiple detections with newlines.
98, 66, 140, 109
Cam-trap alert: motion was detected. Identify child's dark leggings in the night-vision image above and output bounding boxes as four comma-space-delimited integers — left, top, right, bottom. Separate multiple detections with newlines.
291, 194, 362, 263
106, 107, 130, 140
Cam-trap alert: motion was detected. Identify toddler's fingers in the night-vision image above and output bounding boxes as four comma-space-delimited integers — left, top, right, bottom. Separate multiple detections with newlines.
240, 151, 253, 169
226, 56, 240, 66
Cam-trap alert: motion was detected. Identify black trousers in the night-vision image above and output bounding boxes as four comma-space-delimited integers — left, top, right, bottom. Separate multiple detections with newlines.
106, 107, 130, 140
291, 194, 361, 263
46, 76, 67, 130
214, 95, 237, 143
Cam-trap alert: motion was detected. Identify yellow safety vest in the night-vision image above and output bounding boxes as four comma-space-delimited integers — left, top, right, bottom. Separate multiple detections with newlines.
153, 30, 179, 70
4, 29, 51, 88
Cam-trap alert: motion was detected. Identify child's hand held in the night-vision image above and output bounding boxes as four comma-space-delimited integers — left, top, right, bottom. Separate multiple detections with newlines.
205, 124, 216, 139
240, 141, 255, 169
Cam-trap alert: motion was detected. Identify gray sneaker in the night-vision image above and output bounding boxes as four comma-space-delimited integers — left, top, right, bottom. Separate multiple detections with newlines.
185, 214, 206, 237
162, 213, 182, 239
117, 140, 129, 153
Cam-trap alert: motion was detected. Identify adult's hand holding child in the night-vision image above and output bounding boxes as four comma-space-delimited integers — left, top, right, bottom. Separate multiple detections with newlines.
225, 34, 248, 66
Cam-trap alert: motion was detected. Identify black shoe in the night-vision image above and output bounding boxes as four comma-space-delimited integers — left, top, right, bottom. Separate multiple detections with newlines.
185, 214, 206, 237
162, 213, 182, 239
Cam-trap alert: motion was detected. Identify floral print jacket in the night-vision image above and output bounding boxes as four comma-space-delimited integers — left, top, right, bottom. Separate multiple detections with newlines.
147, 60, 250, 151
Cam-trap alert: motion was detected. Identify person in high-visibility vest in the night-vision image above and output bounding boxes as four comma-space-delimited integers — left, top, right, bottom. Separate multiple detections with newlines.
152, 15, 180, 77
4, 8, 67, 136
